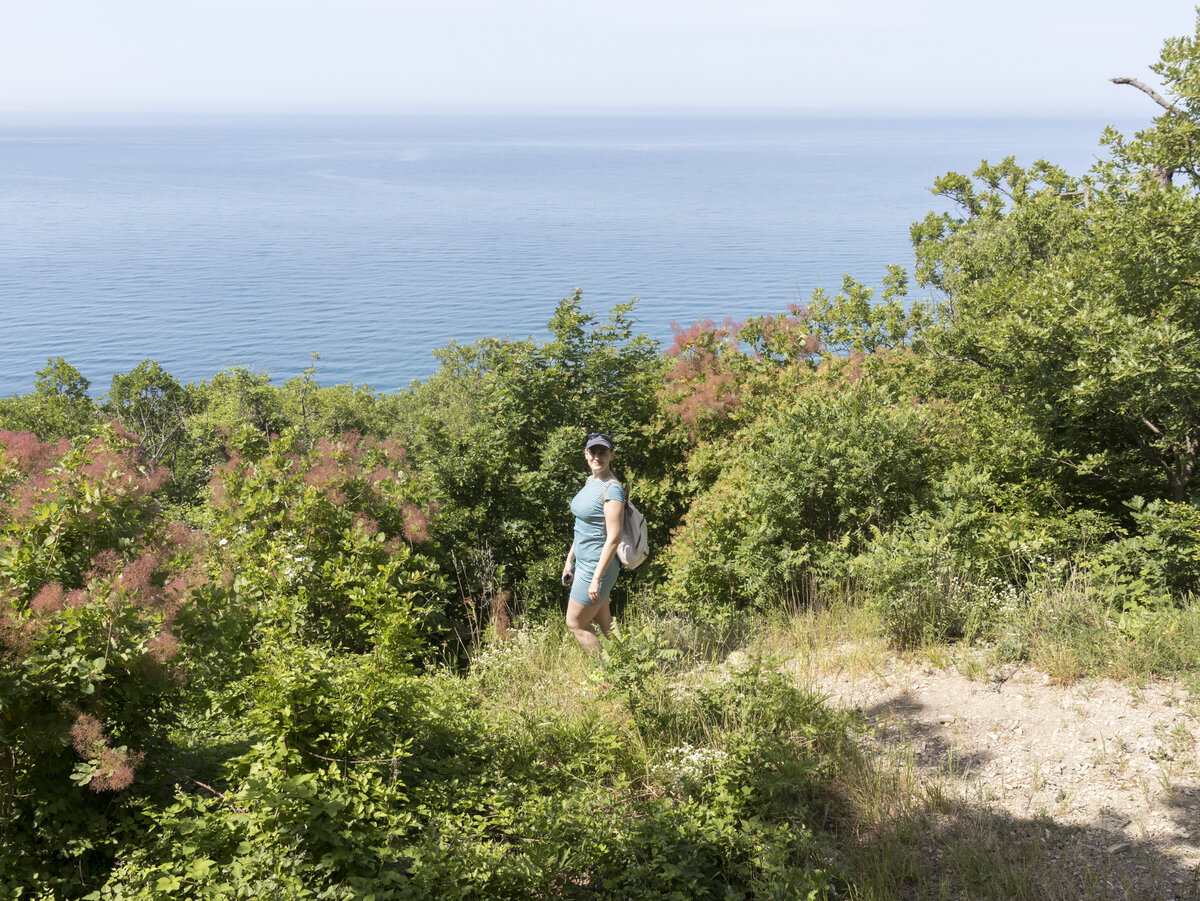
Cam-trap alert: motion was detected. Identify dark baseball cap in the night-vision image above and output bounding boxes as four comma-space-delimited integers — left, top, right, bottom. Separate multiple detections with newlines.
585, 432, 614, 451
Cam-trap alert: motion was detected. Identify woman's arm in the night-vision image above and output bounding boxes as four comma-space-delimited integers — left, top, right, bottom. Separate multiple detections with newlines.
562, 543, 576, 584
589, 498, 625, 602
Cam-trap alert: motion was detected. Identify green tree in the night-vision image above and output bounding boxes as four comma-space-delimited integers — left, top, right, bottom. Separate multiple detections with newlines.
105, 360, 192, 487
806, 266, 929, 355
912, 14, 1200, 504
0, 358, 101, 440
1106, 9, 1200, 189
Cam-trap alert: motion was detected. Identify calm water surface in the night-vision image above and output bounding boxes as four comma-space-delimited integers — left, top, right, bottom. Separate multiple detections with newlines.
0, 114, 1133, 395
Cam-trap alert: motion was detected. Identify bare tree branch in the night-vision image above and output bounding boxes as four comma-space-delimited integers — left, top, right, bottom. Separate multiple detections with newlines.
1110, 77, 1183, 187
1058, 188, 1092, 207
1110, 77, 1187, 117
1139, 416, 1165, 439
147, 760, 248, 813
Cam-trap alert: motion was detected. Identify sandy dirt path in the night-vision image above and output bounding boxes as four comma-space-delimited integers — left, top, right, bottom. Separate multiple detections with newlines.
805, 656, 1200, 899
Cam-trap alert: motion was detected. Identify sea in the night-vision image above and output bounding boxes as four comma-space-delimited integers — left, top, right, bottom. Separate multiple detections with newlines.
0, 113, 1137, 397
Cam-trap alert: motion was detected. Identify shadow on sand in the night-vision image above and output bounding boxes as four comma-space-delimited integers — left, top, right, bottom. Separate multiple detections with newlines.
836, 695, 1200, 900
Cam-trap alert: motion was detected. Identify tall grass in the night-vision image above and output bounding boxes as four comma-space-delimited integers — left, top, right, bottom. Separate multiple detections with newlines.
1009, 574, 1200, 682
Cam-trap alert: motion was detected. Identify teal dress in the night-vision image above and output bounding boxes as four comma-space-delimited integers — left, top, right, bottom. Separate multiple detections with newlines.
569, 477, 625, 605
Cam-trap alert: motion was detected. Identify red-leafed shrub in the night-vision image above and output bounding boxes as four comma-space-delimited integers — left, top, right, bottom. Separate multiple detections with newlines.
207, 428, 446, 657
661, 318, 745, 441
661, 311, 821, 442
0, 426, 169, 601
0, 424, 207, 890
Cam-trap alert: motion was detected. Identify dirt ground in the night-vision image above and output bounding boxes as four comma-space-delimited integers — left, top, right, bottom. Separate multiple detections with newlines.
805, 653, 1200, 899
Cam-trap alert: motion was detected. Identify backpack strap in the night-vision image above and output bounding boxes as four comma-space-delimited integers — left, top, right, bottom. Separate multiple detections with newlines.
601, 478, 630, 515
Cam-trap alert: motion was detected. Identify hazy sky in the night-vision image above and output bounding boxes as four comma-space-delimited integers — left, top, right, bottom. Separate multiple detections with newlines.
3, 0, 1197, 115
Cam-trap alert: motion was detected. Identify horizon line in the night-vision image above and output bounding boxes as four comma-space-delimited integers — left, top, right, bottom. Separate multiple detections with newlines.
0, 105, 1145, 121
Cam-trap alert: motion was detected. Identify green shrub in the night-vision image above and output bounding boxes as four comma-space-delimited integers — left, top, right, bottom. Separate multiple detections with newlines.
1083, 497, 1200, 623
660, 371, 958, 622
92, 637, 847, 901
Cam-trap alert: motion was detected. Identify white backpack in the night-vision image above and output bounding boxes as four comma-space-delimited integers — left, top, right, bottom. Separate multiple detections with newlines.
604, 481, 650, 569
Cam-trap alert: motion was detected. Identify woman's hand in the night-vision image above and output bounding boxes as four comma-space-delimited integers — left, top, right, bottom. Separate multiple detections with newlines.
562, 545, 576, 587
588, 576, 601, 603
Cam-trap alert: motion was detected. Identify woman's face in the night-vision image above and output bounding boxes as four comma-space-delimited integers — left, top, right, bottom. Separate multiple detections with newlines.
585, 445, 613, 473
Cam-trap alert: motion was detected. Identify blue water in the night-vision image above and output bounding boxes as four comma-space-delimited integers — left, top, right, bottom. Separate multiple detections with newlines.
0, 114, 1134, 396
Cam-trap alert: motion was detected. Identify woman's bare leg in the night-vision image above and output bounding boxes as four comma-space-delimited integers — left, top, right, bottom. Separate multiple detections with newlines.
566, 599, 610, 652
592, 600, 613, 639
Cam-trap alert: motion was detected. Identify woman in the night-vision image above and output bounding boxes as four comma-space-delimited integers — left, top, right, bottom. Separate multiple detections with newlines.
561, 432, 625, 651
